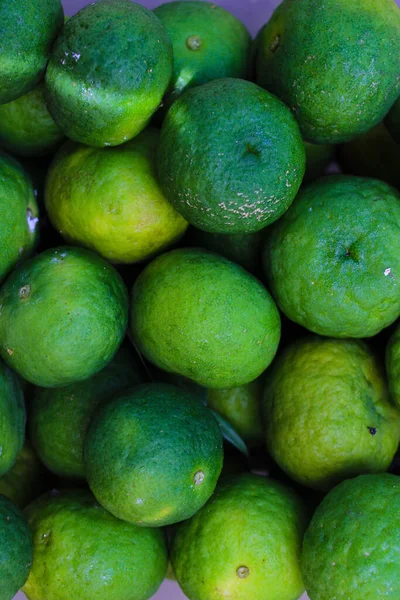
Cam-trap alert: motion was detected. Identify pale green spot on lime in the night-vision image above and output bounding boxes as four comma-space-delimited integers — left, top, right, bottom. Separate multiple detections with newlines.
194, 470, 205, 485
237, 566, 250, 579
186, 35, 202, 50
269, 35, 280, 52
18, 286, 31, 300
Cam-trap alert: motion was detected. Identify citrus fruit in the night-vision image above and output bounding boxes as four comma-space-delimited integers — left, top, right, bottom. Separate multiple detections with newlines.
264, 176, 400, 338
0, 359, 25, 477
30, 346, 144, 479
0, 0, 63, 105
0, 246, 128, 387
303, 141, 335, 183
302, 473, 400, 599
171, 473, 307, 600
0, 442, 44, 509
45, 128, 188, 264
386, 322, 400, 408
157, 78, 305, 234
338, 123, 400, 189
0, 494, 33, 600
255, 0, 400, 144
131, 248, 281, 388
0, 83, 64, 156
0, 151, 39, 281
84, 383, 223, 527
23, 489, 167, 600
207, 376, 264, 448
386, 97, 400, 143
263, 336, 400, 491
154, 1, 250, 110
45, 0, 173, 147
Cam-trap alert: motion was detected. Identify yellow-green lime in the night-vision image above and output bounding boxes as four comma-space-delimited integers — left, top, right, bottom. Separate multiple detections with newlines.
45, 128, 188, 264
387, 322, 400, 408
0, 442, 44, 509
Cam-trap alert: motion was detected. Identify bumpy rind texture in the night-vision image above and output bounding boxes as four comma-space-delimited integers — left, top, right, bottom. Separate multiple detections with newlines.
255, 0, 400, 143
0, 494, 33, 600
264, 176, 400, 338
84, 383, 223, 527
23, 490, 167, 600
0, 151, 39, 281
302, 474, 400, 599
0, 247, 128, 387
172, 473, 307, 600
0, 361, 26, 478
263, 337, 400, 491
385, 97, 400, 143
157, 78, 305, 234
131, 248, 281, 388
45, 0, 173, 147
45, 128, 188, 264
386, 323, 400, 408
0, 0, 63, 104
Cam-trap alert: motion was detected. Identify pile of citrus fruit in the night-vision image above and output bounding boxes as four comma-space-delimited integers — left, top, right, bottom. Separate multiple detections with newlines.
0, 0, 399, 599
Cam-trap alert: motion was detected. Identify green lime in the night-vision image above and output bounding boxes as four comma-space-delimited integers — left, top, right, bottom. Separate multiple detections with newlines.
0, 494, 33, 600
45, 128, 188, 264
302, 473, 400, 599
0, 360, 25, 477
255, 0, 400, 143
263, 337, 400, 491
338, 123, 400, 188
154, 1, 250, 111
0, 442, 44, 509
0, 246, 128, 387
171, 473, 307, 600
207, 377, 264, 448
386, 97, 400, 143
0, 83, 64, 156
23, 489, 167, 600
0, 0, 63, 105
264, 176, 400, 338
84, 383, 223, 527
131, 248, 281, 388
157, 78, 305, 234
30, 347, 144, 479
0, 151, 39, 281
303, 141, 335, 183
45, 0, 172, 147
387, 322, 400, 408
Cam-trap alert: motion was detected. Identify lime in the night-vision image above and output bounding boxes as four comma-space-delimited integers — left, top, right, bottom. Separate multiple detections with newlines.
264, 176, 400, 338
45, 0, 172, 147
84, 383, 223, 527
0, 151, 39, 281
386, 97, 400, 143
0, 494, 33, 600
0, 0, 63, 104
45, 128, 188, 264
263, 337, 400, 491
23, 489, 167, 600
0, 83, 64, 156
0, 442, 44, 509
0, 246, 128, 387
302, 473, 400, 599
131, 248, 281, 389
157, 78, 305, 234
255, 0, 400, 143
0, 360, 25, 477
154, 1, 250, 110
387, 322, 400, 408
303, 141, 335, 183
30, 346, 144, 479
171, 473, 307, 600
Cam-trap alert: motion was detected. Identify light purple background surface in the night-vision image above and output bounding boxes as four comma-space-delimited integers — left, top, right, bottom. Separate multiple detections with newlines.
13, 0, 400, 598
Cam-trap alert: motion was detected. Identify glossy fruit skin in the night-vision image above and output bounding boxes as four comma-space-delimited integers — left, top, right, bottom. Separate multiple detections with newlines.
386, 97, 400, 143
45, 128, 188, 264
131, 248, 281, 389
171, 473, 307, 600
0, 151, 39, 282
84, 383, 223, 527
302, 474, 400, 599
0, 0, 63, 105
0, 361, 26, 477
157, 78, 305, 234
264, 176, 400, 338
30, 347, 144, 479
263, 337, 400, 491
255, 0, 400, 144
45, 0, 173, 147
23, 489, 167, 600
0, 246, 128, 387
386, 322, 400, 408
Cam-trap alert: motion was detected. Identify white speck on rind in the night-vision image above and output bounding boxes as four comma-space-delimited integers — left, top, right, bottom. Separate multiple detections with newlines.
135, 498, 143, 505
384, 268, 392, 276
